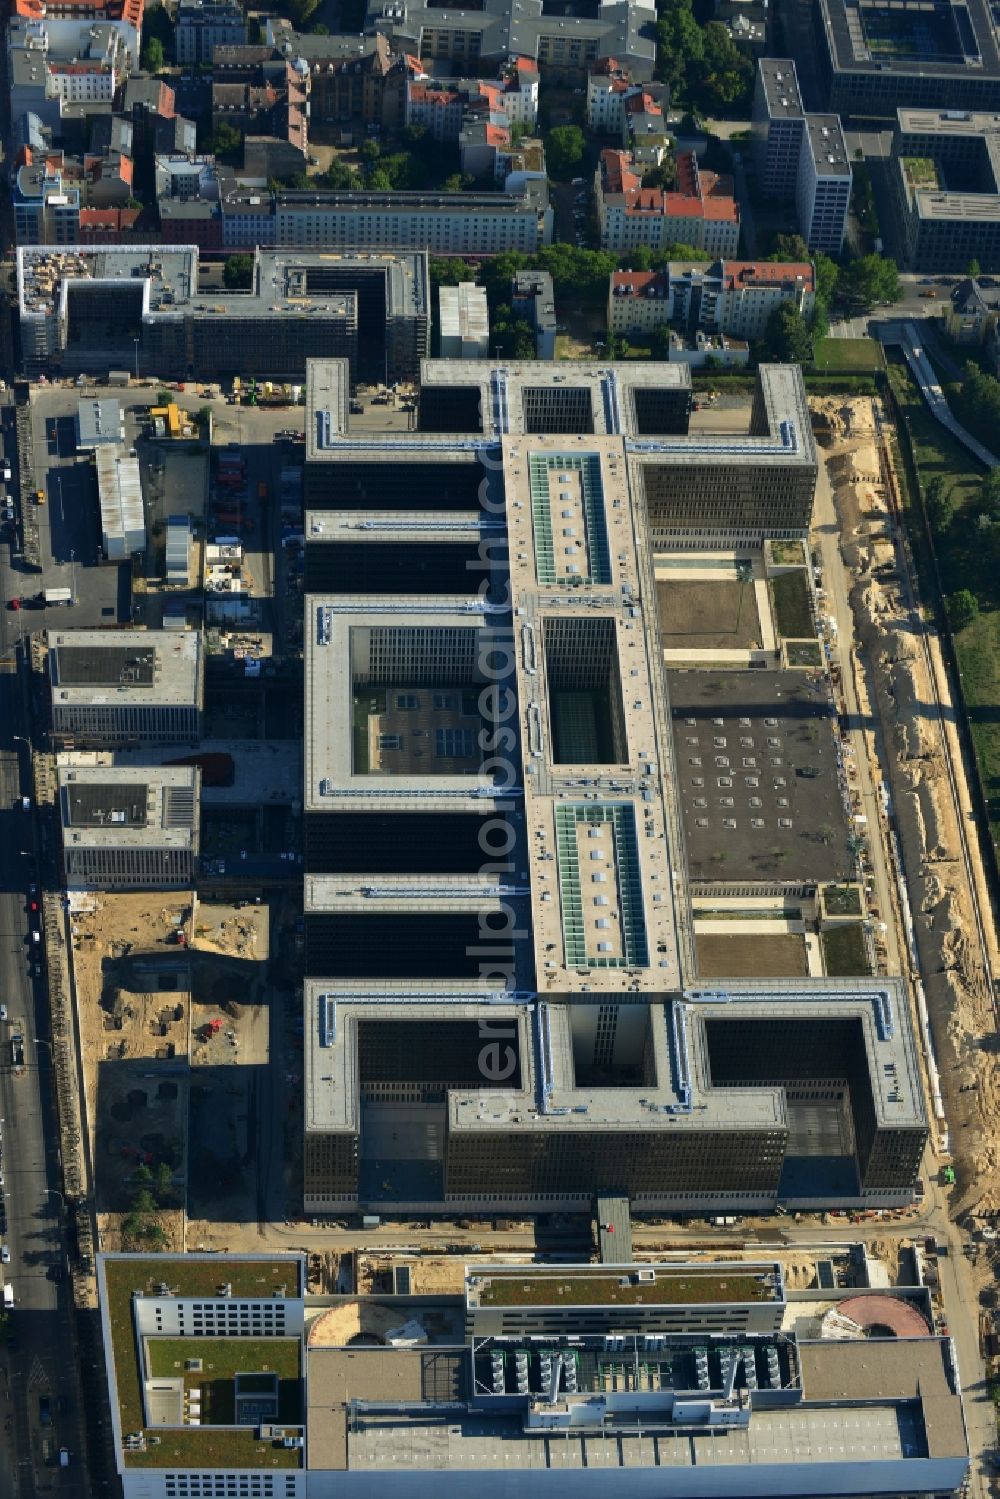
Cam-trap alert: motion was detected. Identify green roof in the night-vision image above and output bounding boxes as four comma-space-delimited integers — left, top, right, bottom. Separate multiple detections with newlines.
475, 1270, 775, 1308
102, 1257, 304, 1471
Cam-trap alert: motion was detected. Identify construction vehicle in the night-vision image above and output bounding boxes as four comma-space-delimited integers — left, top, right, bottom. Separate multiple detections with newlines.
199, 1019, 223, 1042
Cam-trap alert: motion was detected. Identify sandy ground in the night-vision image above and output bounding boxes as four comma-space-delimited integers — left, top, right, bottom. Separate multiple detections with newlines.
71, 894, 273, 1249
814, 396, 1000, 1233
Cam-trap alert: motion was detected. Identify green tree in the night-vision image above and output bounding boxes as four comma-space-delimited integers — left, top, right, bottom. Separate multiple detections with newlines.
286, 0, 321, 26
223, 254, 254, 290
324, 158, 356, 190
759, 303, 814, 365
430, 257, 480, 287
641, 158, 677, 190
693, 21, 752, 113
956, 362, 1000, 448
837, 254, 901, 311
924, 475, 954, 533
141, 36, 164, 72
545, 124, 586, 181
656, 0, 704, 103
767, 233, 811, 263
946, 588, 979, 632
209, 122, 241, 160
155, 1161, 174, 1204
967, 258, 982, 279
492, 305, 537, 358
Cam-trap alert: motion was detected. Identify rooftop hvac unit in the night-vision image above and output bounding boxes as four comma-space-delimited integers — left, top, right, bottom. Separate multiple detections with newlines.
636, 1269, 655, 1283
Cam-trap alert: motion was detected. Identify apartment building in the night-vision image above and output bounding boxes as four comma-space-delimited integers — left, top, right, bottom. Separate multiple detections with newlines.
753, 59, 851, 252
597, 149, 740, 256
217, 180, 553, 253
14, 160, 82, 243
47, 629, 204, 747
98, 1250, 970, 1499
406, 59, 538, 139
173, 0, 247, 63
16, 244, 430, 382
608, 259, 815, 341
587, 56, 649, 133
365, 0, 657, 81
10, 0, 143, 65
58, 761, 199, 889
295, 356, 918, 1217
892, 107, 1000, 271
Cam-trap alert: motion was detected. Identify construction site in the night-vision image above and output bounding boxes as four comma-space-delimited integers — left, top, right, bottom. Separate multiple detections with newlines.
67, 892, 274, 1247
812, 391, 1000, 1227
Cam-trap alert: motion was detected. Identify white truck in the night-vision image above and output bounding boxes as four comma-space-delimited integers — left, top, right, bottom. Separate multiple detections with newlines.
3, 1283, 13, 1308
41, 587, 73, 607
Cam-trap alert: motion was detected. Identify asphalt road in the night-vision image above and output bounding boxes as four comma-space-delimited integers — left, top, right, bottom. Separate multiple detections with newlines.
0, 665, 88, 1497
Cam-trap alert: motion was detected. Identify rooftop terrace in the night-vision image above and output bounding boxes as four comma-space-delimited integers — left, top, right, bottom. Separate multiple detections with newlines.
100, 1256, 304, 1471
470, 1265, 780, 1308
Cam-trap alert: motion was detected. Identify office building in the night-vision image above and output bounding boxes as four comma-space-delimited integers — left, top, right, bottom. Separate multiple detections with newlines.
58, 761, 199, 888
892, 107, 1000, 271
753, 60, 851, 252
597, 149, 740, 257
297, 357, 917, 1214
16, 244, 430, 382
815, 0, 1000, 116
99, 1250, 967, 1499
47, 628, 204, 746
439, 282, 490, 359
608, 259, 815, 341
174, 0, 247, 63
511, 269, 556, 358
796, 114, 851, 254
365, 0, 657, 82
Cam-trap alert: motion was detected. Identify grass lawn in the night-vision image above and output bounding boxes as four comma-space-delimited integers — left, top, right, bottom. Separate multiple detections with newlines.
823, 883, 862, 916
101, 1258, 303, 1469
885, 351, 1000, 842
786, 640, 822, 666
478, 1270, 774, 1306
770, 569, 813, 638
147, 1337, 301, 1425
812, 338, 884, 374
821, 922, 870, 977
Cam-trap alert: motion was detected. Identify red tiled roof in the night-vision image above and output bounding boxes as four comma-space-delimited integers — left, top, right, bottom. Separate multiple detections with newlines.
484, 123, 510, 146
603, 149, 739, 225
15, 0, 142, 24
724, 260, 813, 289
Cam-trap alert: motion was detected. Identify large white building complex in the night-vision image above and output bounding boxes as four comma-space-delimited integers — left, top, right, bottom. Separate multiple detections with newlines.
291, 355, 927, 1219
99, 1251, 970, 1499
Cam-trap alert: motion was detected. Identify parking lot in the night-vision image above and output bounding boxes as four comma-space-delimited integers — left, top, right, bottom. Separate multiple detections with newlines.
9, 387, 139, 628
